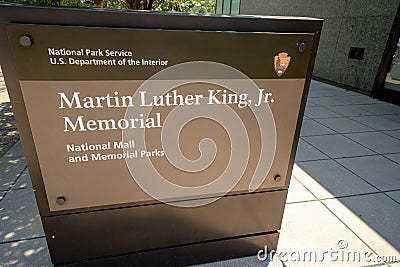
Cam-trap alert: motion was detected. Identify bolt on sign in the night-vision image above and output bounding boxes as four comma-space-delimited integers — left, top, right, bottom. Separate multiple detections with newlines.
0, 4, 322, 266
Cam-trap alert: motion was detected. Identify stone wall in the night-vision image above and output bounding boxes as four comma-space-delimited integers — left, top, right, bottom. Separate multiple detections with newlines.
240, 0, 400, 92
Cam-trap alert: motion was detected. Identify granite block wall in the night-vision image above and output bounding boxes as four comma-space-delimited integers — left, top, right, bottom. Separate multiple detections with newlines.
240, 0, 400, 92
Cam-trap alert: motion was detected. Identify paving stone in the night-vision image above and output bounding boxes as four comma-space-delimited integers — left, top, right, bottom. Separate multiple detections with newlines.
384, 130, 400, 140
0, 189, 44, 243
3, 141, 25, 159
286, 177, 316, 203
344, 132, 400, 154
325, 105, 374, 116
307, 88, 353, 98
333, 95, 382, 105
323, 193, 400, 257
12, 168, 32, 190
350, 116, 400, 131
316, 117, 374, 133
354, 104, 400, 115
295, 139, 329, 162
306, 96, 345, 106
337, 155, 400, 191
278, 201, 378, 267
0, 102, 18, 158
295, 160, 378, 199
384, 153, 400, 165
303, 135, 376, 159
385, 190, 400, 204
0, 157, 26, 191
304, 106, 341, 119
305, 100, 318, 107
300, 120, 336, 137
0, 130, 19, 159
0, 238, 52, 267
382, 114, 400, 124
194, 255, 279, 267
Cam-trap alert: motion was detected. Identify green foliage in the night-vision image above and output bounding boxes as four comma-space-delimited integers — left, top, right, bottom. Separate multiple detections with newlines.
0, 0, 216, 13
153, 0, 215, 13
0, 0, 87, 8
0, 0, 123, 8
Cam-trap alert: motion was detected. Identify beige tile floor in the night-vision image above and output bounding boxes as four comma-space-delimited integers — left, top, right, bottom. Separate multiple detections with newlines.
0, 80, 399, 266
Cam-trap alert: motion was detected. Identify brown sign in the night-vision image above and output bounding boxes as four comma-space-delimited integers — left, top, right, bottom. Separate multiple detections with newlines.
4, 24, 315, 211
4, 24, 314, 211
0, 5, 322, 265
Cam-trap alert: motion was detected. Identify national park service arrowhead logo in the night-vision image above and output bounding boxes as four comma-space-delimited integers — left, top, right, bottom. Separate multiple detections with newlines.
274, 52, 291, 77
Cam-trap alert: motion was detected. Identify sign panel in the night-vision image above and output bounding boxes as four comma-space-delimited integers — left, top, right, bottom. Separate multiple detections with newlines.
1, 6, 322, 265
7, 24, 313, 211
